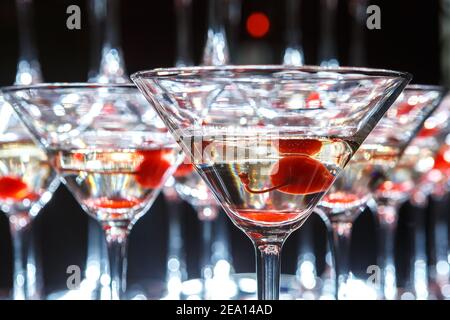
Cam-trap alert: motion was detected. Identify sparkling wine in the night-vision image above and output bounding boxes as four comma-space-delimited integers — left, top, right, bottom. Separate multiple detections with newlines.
0, 141, 53, 213
187, 135, 353, 235
50, 146, 179, 225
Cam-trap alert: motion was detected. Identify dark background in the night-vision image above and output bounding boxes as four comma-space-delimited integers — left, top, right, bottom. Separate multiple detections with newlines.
0, 0, 446, 296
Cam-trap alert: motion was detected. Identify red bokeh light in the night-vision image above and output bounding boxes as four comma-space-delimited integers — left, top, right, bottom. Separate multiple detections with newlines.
246, 12, 270, 38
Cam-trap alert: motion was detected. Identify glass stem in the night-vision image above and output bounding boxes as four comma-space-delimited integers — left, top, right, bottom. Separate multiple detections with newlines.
88, 0, 127, 82
330, 221, 353, 300
411, 204, 428, 299
318, 0, 339, 66
174, 0, 194, 67
428, 194, 450, 290
349, 0, 367, 66
283, 0, 304, 66
8, 212, 33, 300
15, 0, 42, 84
104, 226, 129, 300
165, 192, 186, 296
197, 206, 217, 298
202, 0, 230, 66
255, 241, 283, 300
296, 221, 317, 285
214, 209, 233, 268
85, 219, 107, 299
376, 205, 398, 300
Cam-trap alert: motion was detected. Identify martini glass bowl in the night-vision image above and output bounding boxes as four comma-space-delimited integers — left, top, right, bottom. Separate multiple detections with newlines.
2, 83, 182, 300
0, 99, 58, 299
317, 85, 446, 299
382, 88, 448, 299
372, 85, 446, 299
132, 65, 410, 300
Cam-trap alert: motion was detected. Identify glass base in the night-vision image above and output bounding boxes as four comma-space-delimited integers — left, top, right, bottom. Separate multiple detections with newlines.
44, 274, 324, 300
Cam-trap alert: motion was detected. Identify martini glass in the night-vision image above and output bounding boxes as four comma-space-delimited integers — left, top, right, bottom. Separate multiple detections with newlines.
0, 101, 58, 300
173, 161, 235, 299
0, 0, 51, 300
372, 86, 446, 299
132, 65, 410, 299
411, 100, 450, 202
86, 0, 129, 298
427, 138, 450, 298
385, 96, 449, 299
317, 85, 445, 299
2, 84, 182, 300
161, 0, 196, 299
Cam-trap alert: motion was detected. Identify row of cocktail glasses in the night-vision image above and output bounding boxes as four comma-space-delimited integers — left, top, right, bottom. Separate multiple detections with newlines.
0, 65, 449, 300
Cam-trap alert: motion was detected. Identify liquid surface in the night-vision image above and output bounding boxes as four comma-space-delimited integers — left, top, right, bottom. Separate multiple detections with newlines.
319, 143, 402, 221
50, 146, 180, 225
0, 141, 54, 214
187, 136, 353, 231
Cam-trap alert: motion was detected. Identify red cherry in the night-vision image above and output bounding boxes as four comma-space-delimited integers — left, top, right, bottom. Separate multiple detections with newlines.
323, 191, 360, 204
174, 162, 194, 178
102, 102, 116, 114
73, 153, 84, 162
396, 102, 416, 116
276, 139, 322, 155
0, 176, 31, 200
377, 181, 412, 193
270, 156, 334, 195
239, 155, 334, 195
305, 92, 322, 108
238, 172, 250, 185
237, 210, 299, 223
86, 197, 141, 209
434, 146, 450, 171
418, 126, 439, 138
135, 150, 172, 188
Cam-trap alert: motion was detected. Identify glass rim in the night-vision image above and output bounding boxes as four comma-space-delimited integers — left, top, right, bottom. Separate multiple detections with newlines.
0, 82, 137, 93
405, 84, 447, 92
131, 64, 412, 82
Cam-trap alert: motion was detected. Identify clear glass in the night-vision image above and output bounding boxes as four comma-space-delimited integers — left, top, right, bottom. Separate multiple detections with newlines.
319, 0, 339, 67
2, 0, 49, 301
396, 94, 450, 299
162, 178, 187, 299
318, 85, 445, 299
282, 0, 304, 66
373, 86, 447, 299
202, 0, 230, 66
2, 84, 183, 300
427, 192, 450, 299
425, 135, 450, 298
88, 0, 127, 83
15, 0, 42, 85
0, 100, 58, 300
174, 0, 194, 67
132, 65, 411, 299
174, 167, 235, 299
161, 0, 195, 298
348, 0, 368, 67
86, 0, 130, 299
